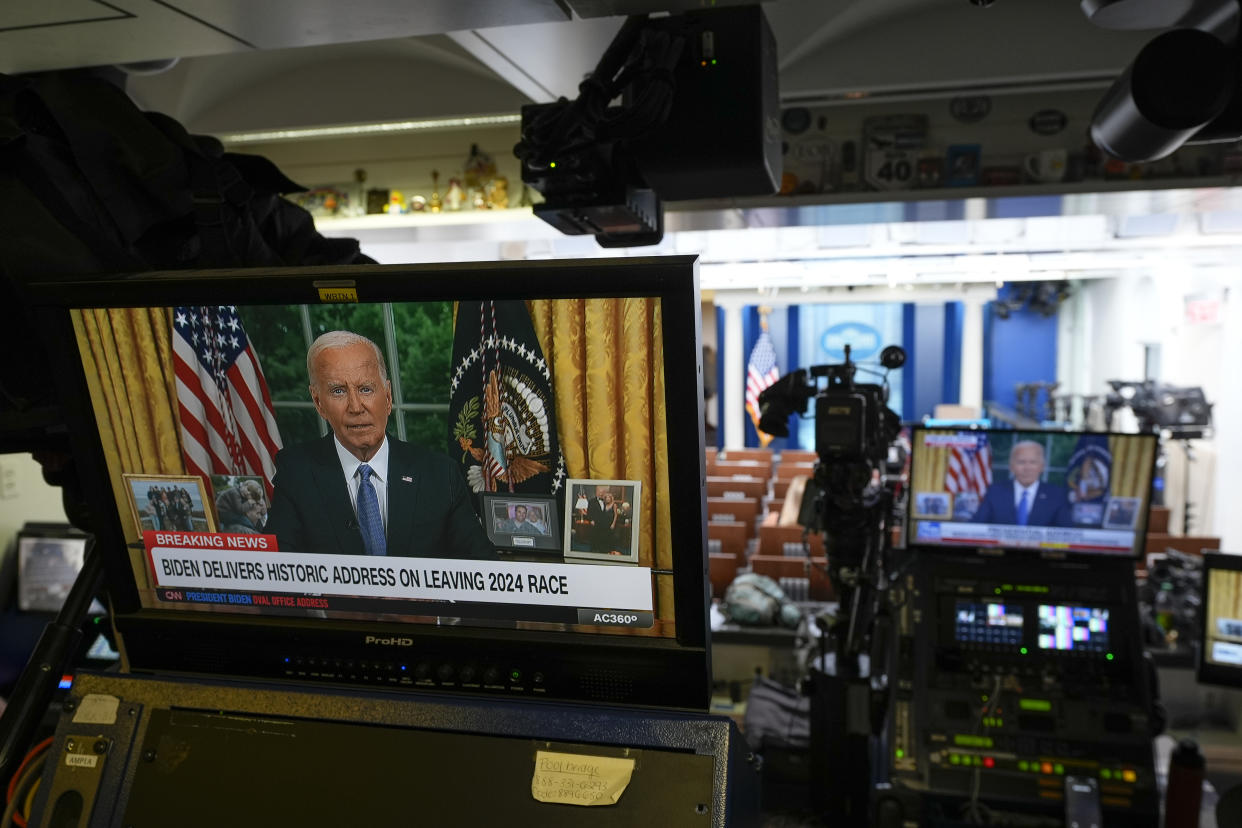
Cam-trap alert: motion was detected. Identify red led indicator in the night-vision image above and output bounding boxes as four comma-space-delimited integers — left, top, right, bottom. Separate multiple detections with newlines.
983, 757, 995, 769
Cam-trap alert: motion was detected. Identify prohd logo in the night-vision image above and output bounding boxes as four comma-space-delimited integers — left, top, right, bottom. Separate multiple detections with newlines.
363, 635, 414, 647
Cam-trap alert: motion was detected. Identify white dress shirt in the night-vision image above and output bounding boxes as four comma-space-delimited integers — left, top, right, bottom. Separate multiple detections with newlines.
1012, 480, 1040, 511
332, 435, 389, 531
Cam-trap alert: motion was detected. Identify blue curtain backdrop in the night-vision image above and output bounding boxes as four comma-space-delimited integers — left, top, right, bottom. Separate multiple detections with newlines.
793, 303, 905, 450
724, 300, 973, 450
741, 306, 799, 449
982, 284, 1059, 417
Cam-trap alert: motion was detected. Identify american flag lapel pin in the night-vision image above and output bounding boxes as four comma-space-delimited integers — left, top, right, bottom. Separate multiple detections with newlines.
402, 476, 413, 483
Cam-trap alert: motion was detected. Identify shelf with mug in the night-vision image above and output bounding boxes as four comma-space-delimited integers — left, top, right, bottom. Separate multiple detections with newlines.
666, 175, 1242, 214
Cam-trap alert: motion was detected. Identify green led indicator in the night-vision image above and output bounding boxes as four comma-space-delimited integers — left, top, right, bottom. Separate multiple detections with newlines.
1106, 653, 1115, 661
955, 735, 994, 748
1101, 769, 1112, 780
950, 754, 961, 765
896, 749, 904, 758
994, 588, 1002, 595
1018, 761, 1029, 772
510, 669, 522, 682
550, 161, 557, 169
1019, 698, 1052, 712
1055, 764, 1065, 775
1020, 647, 1028, 655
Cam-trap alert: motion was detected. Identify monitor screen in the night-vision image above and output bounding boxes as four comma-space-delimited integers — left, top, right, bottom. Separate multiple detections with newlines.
907, 428, 1157, 557
32, 258, 709, 709
16, 531, 102, 614
953, 600, 1024, 648
1036, 605, 1110, 654
1199, 552, 1242, 687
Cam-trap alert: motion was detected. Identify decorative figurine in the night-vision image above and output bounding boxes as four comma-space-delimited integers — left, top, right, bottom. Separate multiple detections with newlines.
429, 170, 442, 213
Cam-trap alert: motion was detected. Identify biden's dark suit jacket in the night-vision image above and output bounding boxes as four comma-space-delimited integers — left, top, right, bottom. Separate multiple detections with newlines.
265, 435, 495, 559
969, 481, 1074, 528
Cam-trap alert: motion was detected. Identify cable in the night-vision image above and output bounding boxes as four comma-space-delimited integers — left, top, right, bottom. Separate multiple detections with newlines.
4, 737, 51, 805
20, 778, 38, 825
961, 674, 1003, 825
2, 752, 46, 828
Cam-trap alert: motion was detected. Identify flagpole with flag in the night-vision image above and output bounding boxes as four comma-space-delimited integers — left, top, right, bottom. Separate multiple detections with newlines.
173, 305, 283, 496
744, 307, 781, 448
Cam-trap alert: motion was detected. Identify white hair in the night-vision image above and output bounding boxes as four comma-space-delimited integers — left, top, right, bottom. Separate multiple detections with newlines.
306, 330, 389, 387
1010, 440, 1045, 462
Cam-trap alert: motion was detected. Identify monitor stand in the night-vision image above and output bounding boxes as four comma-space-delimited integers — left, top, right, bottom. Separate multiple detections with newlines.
26, 671, 759, 827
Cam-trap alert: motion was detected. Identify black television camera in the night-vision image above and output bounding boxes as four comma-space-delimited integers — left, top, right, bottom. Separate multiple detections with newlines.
1105, 380, 1213, 438
758, 344, 905, 823
756, 344, 905, 550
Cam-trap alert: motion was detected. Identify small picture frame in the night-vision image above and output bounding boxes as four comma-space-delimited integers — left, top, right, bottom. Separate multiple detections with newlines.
1102, 496, 1141, 530
564, 478, 642, 564
209, 474, 271, 534
481, 493, 561, 553
123, 474, 216, 536
914, 491, 952, 519
17, 530, 97, 613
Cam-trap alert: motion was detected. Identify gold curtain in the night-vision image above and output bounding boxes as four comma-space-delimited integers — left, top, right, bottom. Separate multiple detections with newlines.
72, 307, 184, 589
1208, 571, 1242, 645
912, 429, 952, 495
529, 297, 674, 636
1108, 434, 1155, 502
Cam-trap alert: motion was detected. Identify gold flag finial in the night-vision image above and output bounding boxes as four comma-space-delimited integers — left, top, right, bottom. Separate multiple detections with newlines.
758, 305, 772, 332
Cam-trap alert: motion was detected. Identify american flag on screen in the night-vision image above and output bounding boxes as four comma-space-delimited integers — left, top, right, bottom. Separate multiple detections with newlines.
945, 435, 992, 498
173, 306, 282, 496
744, 328, 780, 447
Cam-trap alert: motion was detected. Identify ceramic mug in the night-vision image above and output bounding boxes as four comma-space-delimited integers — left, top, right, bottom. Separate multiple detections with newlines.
1025, 149, 1068, 183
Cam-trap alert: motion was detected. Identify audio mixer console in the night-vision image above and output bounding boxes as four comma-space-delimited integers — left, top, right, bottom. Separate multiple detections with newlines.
874, 553, 1158, 826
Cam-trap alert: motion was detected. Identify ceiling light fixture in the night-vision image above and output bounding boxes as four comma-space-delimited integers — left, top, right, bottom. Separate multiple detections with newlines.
217, 114, 522, 145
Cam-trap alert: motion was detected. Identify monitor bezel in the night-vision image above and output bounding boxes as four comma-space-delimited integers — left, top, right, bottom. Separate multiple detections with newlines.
28, 256, 711, 710
1198, 551, 1242, 689
905, 425, 1158, 560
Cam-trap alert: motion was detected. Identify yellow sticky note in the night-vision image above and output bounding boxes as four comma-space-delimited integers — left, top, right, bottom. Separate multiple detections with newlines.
531, 750, 636, 807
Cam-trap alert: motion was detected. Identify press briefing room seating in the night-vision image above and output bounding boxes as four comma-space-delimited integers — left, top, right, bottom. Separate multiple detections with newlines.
774, 462, 816, 480
717, 448, 773, 465
707, 521, 749, 563
707, 496, 762, 530
757, 524, 825, 558
777, 449, 818, 465
709, 552, 740, 599
712, 459, 773, 479
707, 476, 768, 500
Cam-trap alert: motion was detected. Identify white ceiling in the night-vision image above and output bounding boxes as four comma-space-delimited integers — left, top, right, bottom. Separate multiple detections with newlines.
1, 0, 1157, 136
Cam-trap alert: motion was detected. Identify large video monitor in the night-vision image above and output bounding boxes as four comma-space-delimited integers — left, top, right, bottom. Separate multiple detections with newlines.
1199, 552, 1242, 688
29, 257, 709, 709
907, 427, 1157, 557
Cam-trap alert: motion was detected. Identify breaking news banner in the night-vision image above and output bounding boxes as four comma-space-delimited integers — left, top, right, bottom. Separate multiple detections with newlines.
142, 531, 654, 616
913, 522, 1134, 555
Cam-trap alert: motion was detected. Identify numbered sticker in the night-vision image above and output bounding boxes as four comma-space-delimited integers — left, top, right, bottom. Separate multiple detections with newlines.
865, 150, 917, 191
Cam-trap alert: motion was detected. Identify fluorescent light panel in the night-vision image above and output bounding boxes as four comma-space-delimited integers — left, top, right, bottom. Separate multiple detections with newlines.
218, 114, 521, 145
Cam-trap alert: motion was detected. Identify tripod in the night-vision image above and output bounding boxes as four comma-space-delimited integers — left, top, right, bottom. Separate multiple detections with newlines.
805, 475, 896, 826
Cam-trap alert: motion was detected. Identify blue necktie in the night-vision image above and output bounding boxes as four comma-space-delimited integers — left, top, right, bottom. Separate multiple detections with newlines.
356, 463, 386, 556
1016, 490, 1030, 526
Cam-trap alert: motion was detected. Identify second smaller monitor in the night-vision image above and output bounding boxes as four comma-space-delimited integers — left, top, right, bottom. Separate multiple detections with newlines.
907, 428, 1157, 557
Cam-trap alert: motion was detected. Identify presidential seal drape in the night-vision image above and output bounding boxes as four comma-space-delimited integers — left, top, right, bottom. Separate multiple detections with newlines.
448, 300, 565, 495
528, 297, 674, 637
72, 307, 183, 588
